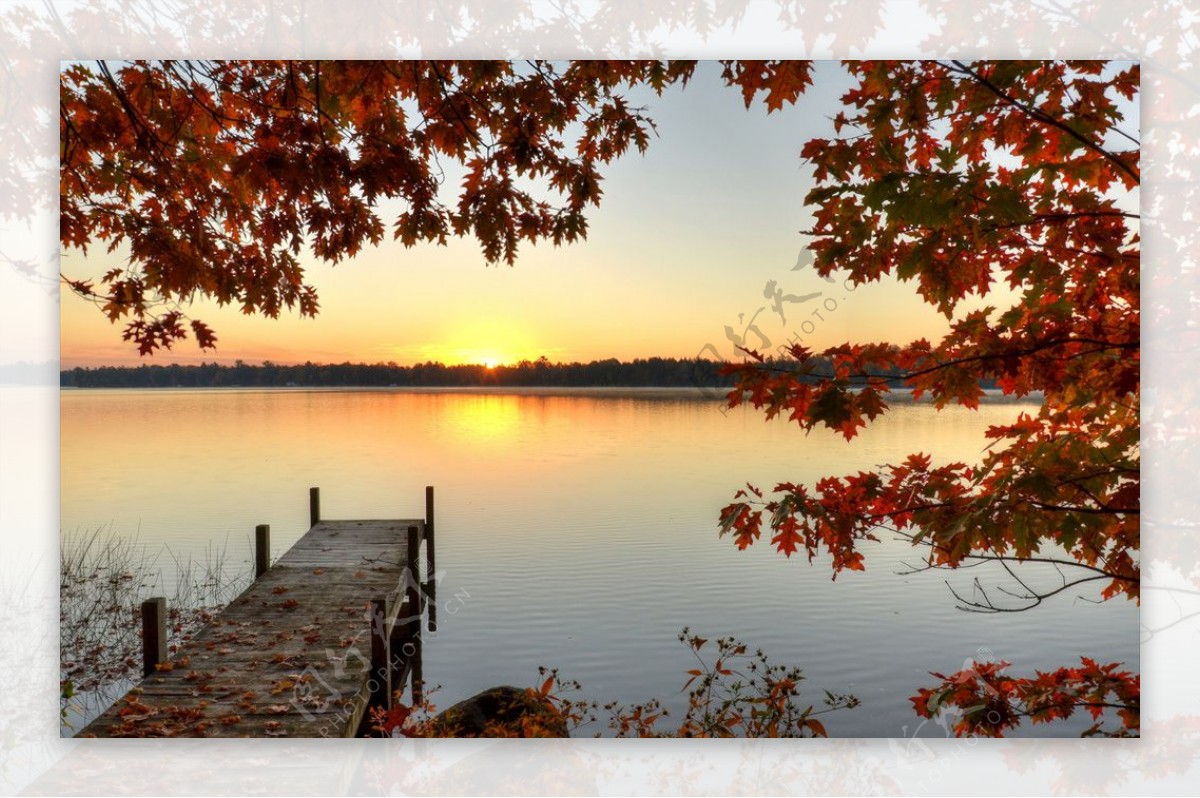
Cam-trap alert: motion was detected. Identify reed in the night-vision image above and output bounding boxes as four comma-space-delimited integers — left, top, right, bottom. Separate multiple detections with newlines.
59, 526, 253, 731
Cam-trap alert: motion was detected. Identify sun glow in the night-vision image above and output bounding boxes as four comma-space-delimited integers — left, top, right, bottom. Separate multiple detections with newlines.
440, 394, 521, 445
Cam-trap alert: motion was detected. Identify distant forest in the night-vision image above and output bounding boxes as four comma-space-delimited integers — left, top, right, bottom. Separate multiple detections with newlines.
62, 357, 743, 389
59, 357, 1002, 391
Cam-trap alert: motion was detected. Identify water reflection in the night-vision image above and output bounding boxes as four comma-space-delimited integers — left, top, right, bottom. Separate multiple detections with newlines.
437, 394, 522, 446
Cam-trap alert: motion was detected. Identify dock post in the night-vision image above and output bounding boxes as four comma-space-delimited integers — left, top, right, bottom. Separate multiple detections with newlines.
141, 597, 167, 677
411, 641, 424, 707
368, 596, 390, 717
407, 525, 421, 614
254, 524, 270, 578
424, 485, 437, 632
309, 487, 321, 527
406, 524, 423, 704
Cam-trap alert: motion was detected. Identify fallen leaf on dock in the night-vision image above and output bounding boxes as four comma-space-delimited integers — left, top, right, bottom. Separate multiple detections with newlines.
271, 678, 296, 695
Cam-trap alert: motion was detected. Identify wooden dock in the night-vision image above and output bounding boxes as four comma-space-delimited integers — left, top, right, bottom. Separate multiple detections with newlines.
78, 487, 435, 738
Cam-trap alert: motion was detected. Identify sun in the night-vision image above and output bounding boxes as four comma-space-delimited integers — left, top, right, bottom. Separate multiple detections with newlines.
440, 345, 512, 368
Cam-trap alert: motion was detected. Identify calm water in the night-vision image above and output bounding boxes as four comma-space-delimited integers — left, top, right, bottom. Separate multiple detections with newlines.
60, 388, 1138, 737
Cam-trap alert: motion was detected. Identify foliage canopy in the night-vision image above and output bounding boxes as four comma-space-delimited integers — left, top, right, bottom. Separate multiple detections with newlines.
714, 60, 1139, 736
61, 59, 701, 352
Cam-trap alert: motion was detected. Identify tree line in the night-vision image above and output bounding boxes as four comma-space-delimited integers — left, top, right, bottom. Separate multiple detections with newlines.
61, 356, 983, 391
61, 357, 741, 389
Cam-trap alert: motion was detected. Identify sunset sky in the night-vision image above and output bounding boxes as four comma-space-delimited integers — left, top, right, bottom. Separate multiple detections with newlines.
60, 61, 970, 369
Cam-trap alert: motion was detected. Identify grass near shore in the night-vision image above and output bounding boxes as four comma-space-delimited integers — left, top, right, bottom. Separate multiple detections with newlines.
59, 527, 251, 733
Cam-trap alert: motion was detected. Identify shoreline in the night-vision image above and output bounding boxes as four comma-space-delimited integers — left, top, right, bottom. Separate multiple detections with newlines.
60, 384, 1046, 403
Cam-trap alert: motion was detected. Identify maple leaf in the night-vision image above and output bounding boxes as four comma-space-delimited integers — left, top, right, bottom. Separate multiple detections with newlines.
770, 517, 804, 558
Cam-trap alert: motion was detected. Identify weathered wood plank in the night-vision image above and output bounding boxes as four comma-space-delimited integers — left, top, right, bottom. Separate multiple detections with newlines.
78, 516, 426, 738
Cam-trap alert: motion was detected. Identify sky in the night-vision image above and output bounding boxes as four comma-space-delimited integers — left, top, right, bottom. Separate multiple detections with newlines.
58, 61, 954, 369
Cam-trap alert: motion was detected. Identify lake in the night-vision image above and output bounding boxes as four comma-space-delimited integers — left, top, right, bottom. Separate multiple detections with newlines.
59, 387, 1138, 737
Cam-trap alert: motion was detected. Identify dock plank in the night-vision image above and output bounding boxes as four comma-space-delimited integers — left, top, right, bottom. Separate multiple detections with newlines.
78, 516, 426, 738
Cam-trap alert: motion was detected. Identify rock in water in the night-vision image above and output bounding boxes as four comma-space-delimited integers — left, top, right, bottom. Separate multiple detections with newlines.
429, 686, 568, 737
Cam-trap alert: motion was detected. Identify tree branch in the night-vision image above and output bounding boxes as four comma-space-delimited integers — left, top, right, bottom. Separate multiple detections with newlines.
946, 60, 1140, 185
